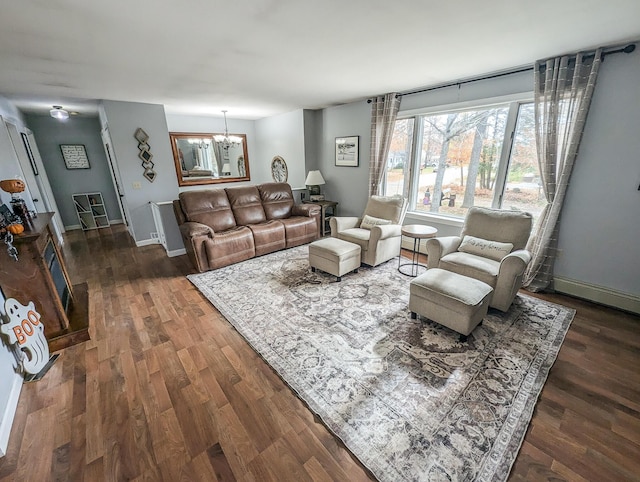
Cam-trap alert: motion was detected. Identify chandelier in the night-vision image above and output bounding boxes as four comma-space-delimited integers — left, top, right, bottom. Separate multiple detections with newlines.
213, 110, 242, 148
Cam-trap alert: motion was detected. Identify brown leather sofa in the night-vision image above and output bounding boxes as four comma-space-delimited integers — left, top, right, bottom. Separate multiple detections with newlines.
173, 182, 321, 272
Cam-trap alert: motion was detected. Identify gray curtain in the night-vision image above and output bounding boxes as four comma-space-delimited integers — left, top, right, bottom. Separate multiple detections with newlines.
369, 93, 401, 196
523, 49, 602, 291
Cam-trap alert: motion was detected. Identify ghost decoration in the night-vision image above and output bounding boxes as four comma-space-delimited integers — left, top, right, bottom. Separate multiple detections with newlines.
0, 298, 50, 375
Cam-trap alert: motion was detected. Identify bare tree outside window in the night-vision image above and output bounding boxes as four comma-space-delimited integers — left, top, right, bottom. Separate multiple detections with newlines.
384, 101, 543, 221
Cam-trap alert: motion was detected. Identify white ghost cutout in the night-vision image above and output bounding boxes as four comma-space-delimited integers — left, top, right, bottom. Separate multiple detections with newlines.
0, 298, 50, 375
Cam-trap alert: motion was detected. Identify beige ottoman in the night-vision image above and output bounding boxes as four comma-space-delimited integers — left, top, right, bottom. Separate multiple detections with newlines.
409, 268, 493, 341
309, 238, 361, 282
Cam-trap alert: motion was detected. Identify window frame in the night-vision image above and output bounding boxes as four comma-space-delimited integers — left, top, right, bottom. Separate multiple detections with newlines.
390, 93, 535, 222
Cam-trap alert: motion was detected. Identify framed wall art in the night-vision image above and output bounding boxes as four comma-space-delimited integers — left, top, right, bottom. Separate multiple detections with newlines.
60, 144, 90, 169
335, 136, 359, 167
21, 133, 38, 176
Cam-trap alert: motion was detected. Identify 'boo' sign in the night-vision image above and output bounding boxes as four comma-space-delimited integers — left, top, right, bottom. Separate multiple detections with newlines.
0, 298, 50, 375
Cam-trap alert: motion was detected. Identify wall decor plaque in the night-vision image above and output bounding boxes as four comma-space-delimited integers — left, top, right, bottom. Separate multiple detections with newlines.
60, 144, 90, 169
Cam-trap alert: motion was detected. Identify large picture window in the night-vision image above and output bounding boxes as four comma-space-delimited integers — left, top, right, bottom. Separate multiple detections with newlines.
384, 100, 544, 220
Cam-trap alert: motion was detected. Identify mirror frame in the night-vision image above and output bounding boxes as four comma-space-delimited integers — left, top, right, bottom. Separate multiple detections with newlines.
170, 131, 251, 186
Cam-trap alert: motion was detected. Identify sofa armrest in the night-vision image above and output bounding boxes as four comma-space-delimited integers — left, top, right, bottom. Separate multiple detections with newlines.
330, 216, 360, 235
425, 236, 462, 268
499, 249, 531, 277
180, 221, 214, 239
370, 224, 402, 243
292, 204, 320, 217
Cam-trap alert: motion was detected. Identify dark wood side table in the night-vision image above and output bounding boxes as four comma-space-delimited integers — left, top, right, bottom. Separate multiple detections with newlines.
0, 213, 90, 352
303, 200, 338, 236
398, 224, 438, 277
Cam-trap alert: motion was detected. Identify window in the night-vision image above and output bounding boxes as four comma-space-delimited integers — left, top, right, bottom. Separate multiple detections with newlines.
384, 100, 544, 220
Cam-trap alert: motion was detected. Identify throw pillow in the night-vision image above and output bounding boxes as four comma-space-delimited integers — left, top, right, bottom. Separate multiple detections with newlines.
458, 235, 514, 261
360, 215, 392, 230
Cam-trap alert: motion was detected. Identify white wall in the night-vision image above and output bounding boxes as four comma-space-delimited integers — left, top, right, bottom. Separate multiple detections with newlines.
101, 101, 178, 244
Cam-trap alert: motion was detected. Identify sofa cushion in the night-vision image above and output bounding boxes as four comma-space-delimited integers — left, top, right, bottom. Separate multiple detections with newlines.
279, 216, 317, 248
179, 189, 236, 232
461, 207, 533, 250
363, 195, 405, 224
226, 186, 267, 226
204, 226, 255, 270
439, 252, 500, 287
248, 221, 286, 256
259, 182, 294, 219
335, 228, 371, 252
458, 235, 513, 261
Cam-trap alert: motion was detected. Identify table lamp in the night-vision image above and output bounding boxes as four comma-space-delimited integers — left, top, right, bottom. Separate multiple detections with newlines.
222, 163, 231, 176
305, 170, 325, 201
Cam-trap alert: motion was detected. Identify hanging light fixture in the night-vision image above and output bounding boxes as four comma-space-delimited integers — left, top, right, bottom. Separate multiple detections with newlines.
49, 105, 69, 120
213, 110, 242, 148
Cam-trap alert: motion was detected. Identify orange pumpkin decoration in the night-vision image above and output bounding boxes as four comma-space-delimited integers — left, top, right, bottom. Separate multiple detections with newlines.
7, 223, 24, 235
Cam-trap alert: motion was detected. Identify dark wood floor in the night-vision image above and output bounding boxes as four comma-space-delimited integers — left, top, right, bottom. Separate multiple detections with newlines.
1, 225, 638, 481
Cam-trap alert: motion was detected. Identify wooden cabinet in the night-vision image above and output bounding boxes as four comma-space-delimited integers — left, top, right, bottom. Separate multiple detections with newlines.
73, 192, 109, 230
0, 213, 89, 352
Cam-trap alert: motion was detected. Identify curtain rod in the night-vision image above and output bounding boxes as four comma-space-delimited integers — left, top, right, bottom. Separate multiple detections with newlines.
367, 43, 636, 103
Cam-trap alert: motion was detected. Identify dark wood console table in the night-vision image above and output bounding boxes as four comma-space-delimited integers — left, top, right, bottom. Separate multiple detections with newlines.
0, 212, 89, 352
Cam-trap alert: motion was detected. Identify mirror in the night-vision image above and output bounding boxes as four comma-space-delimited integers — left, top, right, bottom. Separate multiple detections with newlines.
170, 132, 251, 186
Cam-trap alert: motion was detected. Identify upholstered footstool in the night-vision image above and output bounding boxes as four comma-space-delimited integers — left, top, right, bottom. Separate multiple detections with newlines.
309, 238, 361, 282
409, 268, 493, 341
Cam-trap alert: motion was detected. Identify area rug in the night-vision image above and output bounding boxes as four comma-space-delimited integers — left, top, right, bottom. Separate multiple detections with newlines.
188, 246, 575, 482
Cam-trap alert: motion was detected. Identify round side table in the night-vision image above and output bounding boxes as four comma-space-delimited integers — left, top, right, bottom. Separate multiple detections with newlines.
398, 225, 438, 276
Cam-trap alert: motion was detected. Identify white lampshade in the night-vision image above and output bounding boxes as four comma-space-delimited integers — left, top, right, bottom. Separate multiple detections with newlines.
305, 170, 325, 186
222, 163, 231, 175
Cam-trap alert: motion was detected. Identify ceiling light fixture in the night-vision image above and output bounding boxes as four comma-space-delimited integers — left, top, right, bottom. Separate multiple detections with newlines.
213, 110, 242, 148
50, 105, 69, 120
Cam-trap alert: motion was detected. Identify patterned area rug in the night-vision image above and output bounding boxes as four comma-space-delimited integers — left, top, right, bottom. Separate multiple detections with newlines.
188, 246, 575, 481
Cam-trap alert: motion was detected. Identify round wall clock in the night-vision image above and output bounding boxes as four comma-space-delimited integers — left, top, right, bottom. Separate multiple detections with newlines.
271, 156, 288, 182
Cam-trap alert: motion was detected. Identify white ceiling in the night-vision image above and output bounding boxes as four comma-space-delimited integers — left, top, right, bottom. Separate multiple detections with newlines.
1, 0, 639, 120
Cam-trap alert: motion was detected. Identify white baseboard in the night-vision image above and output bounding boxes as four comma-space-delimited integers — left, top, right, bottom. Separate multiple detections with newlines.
135, 238, 161, 248
167, 248, 186, 258
553, 277, 640, 314
401, 238, 429, 255
0, 375, 22, 457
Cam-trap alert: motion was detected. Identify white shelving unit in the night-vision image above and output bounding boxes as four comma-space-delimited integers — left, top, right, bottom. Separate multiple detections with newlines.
72, 192, 110, 230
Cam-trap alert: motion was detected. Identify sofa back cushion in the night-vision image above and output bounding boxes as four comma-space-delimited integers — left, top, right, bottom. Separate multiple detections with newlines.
259, 182, 294, 220
461, 206, 533, 250
363, 195, 406, 224
226, 186, 267, 225
179, 189, 236, 232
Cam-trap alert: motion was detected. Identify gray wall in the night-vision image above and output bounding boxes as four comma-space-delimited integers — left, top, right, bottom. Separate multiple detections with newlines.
317, 100, 371, 216
25, 114, 121, 228
165, 113, 258, 191
101, 100, 178, 244
255, 109, 307, 188
317, 58, 638, 302
554, 49, 640, 296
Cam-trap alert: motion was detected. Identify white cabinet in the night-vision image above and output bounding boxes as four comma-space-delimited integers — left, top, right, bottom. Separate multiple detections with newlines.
72, 192, 109, 230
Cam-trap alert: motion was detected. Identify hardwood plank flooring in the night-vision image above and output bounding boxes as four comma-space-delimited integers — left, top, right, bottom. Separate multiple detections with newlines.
1, 225, 638, 481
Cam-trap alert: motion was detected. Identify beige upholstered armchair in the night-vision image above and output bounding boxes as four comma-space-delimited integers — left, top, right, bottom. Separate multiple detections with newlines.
426, 207, 533, 311
330, 195, 407, 267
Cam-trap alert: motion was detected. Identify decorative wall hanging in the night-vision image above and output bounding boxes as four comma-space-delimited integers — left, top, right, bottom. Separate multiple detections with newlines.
60, 144, 90, 169
1, 297, 59, 381
271, 156, 288, 182
335, 135, 359, 167
134, 128, 156, 182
